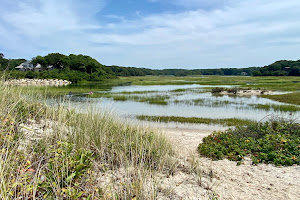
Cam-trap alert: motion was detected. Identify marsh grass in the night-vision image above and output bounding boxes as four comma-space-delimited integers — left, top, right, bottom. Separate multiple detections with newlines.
249, 103, 300, 112
262, 93, 300, 105
16, 76, 300, 101
0, 81, 175, 199
137, 115, 253, 126
173, 98, 242, 108
88, 92, 171, 105
134, 95, 170, 105
118, 76, 300, 91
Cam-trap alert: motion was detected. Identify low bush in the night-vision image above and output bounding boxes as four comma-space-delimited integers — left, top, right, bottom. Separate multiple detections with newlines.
198, 118, 300, 166
211, 87, 225, 93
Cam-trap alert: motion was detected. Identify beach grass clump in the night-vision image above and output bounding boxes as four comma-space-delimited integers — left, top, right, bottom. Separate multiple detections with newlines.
198, 118, 300, 166
0, 82, 174, 199
136, 115, 253, 126
66, 110, 173, 170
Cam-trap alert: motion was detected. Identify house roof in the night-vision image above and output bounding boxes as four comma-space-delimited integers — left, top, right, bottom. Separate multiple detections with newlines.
35, 63, 42, 68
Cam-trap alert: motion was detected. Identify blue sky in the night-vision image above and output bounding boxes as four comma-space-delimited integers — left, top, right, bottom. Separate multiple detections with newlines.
0, 0, 300, 69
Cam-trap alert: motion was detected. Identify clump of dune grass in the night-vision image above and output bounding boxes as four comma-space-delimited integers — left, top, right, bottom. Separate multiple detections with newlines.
0, 80, 174, 199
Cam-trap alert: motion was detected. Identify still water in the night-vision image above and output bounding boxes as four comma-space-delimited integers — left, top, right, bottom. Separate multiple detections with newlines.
55, 84, 299, 128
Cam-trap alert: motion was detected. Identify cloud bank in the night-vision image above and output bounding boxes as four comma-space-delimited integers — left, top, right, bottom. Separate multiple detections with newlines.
0, 0, 300, 68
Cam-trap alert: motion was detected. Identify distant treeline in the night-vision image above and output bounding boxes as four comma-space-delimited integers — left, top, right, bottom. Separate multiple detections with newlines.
0, 53, 116, 83
252, 60, 300, 76
0, 53, 299, 82
109, 66, 259, 76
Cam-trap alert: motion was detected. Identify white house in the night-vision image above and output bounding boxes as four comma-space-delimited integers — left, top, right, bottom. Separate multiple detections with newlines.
16, 61, 60, 72
16, 60, 35, 71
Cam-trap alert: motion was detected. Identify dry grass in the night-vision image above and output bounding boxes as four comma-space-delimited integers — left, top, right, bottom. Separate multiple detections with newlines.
0, 81, 177, 199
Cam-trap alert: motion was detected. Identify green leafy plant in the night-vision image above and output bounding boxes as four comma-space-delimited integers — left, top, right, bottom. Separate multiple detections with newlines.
37, 141, 94, 199
198, 118, 300, 166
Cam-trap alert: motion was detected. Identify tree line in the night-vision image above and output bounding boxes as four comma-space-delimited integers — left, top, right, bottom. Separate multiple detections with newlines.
0, 53, 299, 82
252, 60, 300, 76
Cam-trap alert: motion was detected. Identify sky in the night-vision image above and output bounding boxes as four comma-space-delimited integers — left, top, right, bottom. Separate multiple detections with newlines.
0, 0, 300, 69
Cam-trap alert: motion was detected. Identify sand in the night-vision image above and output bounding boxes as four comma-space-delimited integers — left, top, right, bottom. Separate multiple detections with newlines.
19, 119, 300, 199
159, 127, 300, 200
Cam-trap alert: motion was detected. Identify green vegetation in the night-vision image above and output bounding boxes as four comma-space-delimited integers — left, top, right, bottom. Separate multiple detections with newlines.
85, 92, 170, 105
118, 76, 300, 91
249, 103, 300, 112
173, 98, 242, 108
211, 87, 270, 94
170, 88, 189, 92
198, 119, 300, 166
212, 87, 243, 94
262, 93, 300, 105
0, 83, 174, 199
2, 51, 300, 85
136, 115, 253, 126
133, 95, 170, 105
253, 59, 300, 76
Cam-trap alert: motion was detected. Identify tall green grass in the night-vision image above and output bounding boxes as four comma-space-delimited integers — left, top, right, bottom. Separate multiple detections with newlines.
0, 81, 174, 199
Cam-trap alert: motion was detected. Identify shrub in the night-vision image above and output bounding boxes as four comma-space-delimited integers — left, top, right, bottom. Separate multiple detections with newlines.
211, 87, 225, 93
198, 118, 300, 166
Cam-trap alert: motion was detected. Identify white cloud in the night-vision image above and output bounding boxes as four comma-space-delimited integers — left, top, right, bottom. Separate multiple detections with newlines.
0, 0, 300, 68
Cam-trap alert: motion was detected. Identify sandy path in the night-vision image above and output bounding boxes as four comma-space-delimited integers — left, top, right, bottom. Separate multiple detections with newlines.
159, 127, 300, 200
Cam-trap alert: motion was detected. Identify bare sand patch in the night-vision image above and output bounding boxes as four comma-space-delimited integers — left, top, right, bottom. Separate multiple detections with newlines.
159, 127, 300, 200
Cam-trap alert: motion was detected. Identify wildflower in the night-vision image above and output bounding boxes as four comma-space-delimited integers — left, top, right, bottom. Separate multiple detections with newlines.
292, 155, 297, 161
26, 168, 35, 173
280, 138, 287, 143
26, 160, 31, 166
